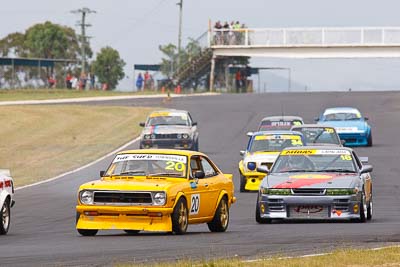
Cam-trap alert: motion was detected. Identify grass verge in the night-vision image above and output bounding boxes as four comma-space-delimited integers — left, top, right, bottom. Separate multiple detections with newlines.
115, 246, 400, 267
0, 89, 163, 101
0, 105, 157, 186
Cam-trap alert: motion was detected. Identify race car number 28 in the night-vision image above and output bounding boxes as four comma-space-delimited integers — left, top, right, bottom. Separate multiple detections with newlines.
190, 194, 200, 215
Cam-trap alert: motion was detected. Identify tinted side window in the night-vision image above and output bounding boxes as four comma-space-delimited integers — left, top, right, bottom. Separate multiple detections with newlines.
200, 157, 218, 178
352, 152, 362, 170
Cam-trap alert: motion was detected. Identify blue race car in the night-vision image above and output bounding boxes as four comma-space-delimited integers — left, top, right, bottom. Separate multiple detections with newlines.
315, 107, 372, 147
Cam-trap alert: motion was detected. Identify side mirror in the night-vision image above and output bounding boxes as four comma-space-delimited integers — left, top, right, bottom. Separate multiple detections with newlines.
240, 150, 246, 156
360, 165, 373, 174
256, 166, 269, 174
100, 170, 105, 177
194, 170, 205, 179
139, 122, 145, 127
359, 157, 369, 164
364, 117, 369, 121
341, 139, 346, 145
314, 117, 319, 122
192, 122, 198, 126
247, 132, 254, 137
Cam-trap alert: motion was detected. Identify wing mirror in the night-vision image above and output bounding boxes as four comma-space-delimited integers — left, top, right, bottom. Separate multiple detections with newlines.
340, 139, 346, 145
192, 122, 198, 126
194, 170, 205, 179
364, 117, 369, 121
240, 150, 246, 156
314, 117, 319, 122
100, 170, 105, 177
256, 166, 269, 174
247, 132, 254, 137
139, 122, 145, 127
360, 165, 373, 174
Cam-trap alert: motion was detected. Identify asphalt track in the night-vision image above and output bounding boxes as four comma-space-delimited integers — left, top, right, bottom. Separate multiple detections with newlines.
1, 92, 400, 266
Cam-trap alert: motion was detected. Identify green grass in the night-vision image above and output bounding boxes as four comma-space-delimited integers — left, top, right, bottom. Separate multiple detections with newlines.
0, 89, 167, 101
115, 246, 400, 267
0, 105, 158, 186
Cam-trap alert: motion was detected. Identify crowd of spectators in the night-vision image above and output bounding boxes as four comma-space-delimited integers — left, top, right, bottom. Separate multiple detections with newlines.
136, 71, 155, 91
213, 21, 248, 45
64, 72, 96, 90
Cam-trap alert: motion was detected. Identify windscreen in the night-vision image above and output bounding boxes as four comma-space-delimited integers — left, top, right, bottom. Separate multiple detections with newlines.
249, 134, 303, 152
323, 111, 361, 121
147, 112, 189, 126
271, 149, 356, 173
259, 119, 303, 130
293, 127, 340, 145
105, 154, 188, 178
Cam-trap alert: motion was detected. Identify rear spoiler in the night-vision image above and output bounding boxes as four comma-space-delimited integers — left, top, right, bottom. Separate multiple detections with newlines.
359, 157, 369, 164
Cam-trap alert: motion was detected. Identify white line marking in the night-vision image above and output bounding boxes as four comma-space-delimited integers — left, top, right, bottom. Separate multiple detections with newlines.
15, 137, 140, 191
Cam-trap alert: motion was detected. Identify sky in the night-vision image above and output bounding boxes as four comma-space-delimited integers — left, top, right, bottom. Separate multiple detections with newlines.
2, 0, 400, 91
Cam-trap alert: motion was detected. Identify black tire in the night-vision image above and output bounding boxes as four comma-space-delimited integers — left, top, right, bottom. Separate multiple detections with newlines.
367, 133, 373, 147
77, 229, 98, 236
239, 173, 247, 192
0, 198, 10, 235
255, 195, 271, 224
207, 197, 229, 232
124, 230, 140, 235
171, 198, 188, 235
367, 196, 373, 220
76, 212, 98, 236
357, 193, 367, 223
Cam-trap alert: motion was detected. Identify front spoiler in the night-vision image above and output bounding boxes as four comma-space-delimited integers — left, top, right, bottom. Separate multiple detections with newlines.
76, 205, 173, 232
243, 173, 265, 191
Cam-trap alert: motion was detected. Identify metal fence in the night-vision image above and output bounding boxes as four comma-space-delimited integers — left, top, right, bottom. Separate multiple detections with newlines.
209, 27, 400, 47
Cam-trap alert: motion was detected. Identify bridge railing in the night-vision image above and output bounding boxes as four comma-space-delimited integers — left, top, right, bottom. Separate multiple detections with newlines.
209, 27, 400, 47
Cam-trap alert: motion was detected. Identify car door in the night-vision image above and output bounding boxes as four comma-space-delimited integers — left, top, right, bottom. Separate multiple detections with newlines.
187, 156, 210, 219
197, 156, 221, 217
353, 152, 372, 202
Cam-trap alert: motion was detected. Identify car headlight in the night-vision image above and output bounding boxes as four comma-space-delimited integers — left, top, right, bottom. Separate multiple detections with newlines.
182, 133, 190, 139
261, 188, 291, 195
152, 192, 166, 206
326, 188, 358, 195
80, 190, 94, 204
247, 162, 257, 171
144, 134, 151, 140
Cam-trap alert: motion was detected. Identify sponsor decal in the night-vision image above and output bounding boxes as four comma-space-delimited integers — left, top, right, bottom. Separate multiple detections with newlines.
332, 210, 342, 216
290, 174, 334, 180
281, 149, 350, 156
255, 135, 301, 141
335, 127, 358, 133
113, 154, 187, 163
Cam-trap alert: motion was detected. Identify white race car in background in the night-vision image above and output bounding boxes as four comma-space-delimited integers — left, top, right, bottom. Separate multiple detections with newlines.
0, 169, 15, 235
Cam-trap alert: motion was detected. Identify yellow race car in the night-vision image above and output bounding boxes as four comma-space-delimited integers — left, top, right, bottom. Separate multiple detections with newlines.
238, 131, 305, 192
76, 149, 236, 236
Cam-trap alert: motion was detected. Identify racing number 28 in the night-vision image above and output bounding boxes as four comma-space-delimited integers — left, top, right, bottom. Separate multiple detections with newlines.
165, 161, 186, 172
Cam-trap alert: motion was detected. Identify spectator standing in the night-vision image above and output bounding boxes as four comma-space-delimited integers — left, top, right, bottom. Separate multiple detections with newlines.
65, 73, 72, 89
79, 72, 87, 90
136, 73, 144, 91
240, 68, 247, 92
71, 75, 78, 89
223, 21, 229, 44
214, 21, 222, 45
235, 70, 241, 93
48, 75, 56, 88
144, 71, 150, 90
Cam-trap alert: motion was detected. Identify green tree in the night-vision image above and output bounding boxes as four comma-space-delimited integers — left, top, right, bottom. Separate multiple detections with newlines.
92, 46, 125, 90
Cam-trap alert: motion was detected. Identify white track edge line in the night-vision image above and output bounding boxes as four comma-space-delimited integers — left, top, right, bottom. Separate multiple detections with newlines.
15, 137, 140, 191
241, 245, 400, 263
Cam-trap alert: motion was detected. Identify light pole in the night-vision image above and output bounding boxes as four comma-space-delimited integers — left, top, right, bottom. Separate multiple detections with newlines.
177, 0, 183, 70
71, 7, 96, 75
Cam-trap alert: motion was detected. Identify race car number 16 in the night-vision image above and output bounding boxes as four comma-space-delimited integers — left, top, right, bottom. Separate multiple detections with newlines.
190, 194, 200, 215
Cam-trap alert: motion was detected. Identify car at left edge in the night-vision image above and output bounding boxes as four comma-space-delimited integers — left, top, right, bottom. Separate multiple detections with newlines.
0, 169, 15, 235
76, 149, 236, 236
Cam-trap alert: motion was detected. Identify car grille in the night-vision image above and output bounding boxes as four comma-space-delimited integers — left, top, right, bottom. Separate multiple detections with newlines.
155, 133, 178, 139
333, 198, 350, 211
93, 191, 153, 205
267, 199, 285, 212
288, 205, 329, 219
291, 188, 326, 195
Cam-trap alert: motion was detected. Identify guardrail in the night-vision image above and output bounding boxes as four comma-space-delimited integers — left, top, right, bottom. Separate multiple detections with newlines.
209, 27, 400, 47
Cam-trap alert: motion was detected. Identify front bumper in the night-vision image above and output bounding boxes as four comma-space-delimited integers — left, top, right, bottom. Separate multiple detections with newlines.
338, 133, 368, 146
257, 194, 361, 220
76, 205, 173, 232
242, 172, 265, 191
141, 139, 193, 150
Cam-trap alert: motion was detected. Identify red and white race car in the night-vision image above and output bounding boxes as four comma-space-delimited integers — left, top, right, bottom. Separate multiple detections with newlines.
0, 169, 14, 235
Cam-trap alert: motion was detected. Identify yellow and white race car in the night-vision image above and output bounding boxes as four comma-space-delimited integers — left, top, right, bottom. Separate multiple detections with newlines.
238, 131, 305, 192
76, 149, 236, 235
